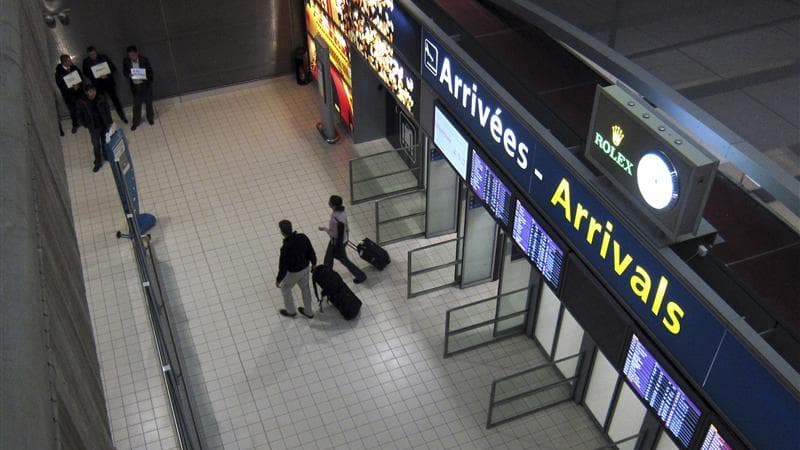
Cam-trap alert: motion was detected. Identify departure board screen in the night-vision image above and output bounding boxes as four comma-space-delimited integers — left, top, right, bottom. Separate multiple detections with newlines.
700, 424, 733, 450
512, 200, 565, 288
469, 150, 514, 226
624, 334, 701, 447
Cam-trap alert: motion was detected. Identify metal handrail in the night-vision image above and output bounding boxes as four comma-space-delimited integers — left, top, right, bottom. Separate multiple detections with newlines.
120, 169, 202, 449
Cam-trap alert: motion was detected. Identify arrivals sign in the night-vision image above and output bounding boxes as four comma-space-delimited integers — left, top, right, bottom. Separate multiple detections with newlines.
420, 29, 798, 450
421, 29, 724, 380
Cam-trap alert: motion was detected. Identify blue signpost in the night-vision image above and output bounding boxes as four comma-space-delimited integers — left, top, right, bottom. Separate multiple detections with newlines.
105, 128, 157, 236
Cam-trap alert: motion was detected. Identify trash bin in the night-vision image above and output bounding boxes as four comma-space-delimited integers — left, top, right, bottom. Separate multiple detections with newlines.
294, 47, 310, 85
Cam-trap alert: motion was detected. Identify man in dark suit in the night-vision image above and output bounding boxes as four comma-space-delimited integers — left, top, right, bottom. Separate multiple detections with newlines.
54, 54, 83, 134
83, 46, 127, 123
122, 45, 154, 130
76, 85, 113, 172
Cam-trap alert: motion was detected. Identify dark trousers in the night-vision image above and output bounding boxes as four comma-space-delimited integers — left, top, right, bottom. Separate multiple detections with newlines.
131, 83, 154, 125
99, 85, 126, 121
62, 93, 80, 128
89, 128, 107, 164
324, 241, 366, 281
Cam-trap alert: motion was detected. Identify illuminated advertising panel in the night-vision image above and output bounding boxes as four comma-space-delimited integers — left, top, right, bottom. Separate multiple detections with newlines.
305, 0, 354, 130
351, 0, 418, 116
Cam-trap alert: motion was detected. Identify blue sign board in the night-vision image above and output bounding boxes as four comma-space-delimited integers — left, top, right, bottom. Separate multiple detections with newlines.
420, 29, 798, 450
105, 128, 156, 234
422, 30, 724, 378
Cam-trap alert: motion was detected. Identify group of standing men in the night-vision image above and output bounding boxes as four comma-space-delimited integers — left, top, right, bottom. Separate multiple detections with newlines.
55, 45, 155, 172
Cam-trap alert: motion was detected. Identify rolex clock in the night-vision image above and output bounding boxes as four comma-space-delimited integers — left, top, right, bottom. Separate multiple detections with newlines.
585, 85, 718, 241
637, 151, 679, 210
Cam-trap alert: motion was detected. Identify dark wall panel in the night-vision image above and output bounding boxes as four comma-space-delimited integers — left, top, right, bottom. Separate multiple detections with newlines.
47, 0, 304, 103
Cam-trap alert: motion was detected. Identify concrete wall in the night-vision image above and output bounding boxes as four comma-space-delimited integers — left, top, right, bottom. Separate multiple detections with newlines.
0, 1, 113, 448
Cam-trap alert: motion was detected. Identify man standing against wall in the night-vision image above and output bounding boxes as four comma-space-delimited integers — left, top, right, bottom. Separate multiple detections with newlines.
122, 45, 154, 130
54, 54, 83, 134
83, 46, 127, 123
276, 220, 317, 319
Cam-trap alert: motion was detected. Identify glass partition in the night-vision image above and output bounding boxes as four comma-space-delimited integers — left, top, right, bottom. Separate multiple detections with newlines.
375, 190, 426, 245
487, 353, 583, 428
407, 238, 461, 298
460, 191, 497, 286
426, 139, 459, 237
350, 145, 422, 204
443, 287, 528, 356
495, 237, 534, 336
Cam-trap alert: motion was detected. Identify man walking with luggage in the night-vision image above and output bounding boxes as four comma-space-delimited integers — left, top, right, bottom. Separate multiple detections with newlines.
319, 195, 366, 284
276, 220, 317, 319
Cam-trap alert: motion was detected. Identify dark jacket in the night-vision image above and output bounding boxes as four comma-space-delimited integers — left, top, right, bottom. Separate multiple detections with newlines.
55, 64, 83, 97
76, 94, 113, 132
122, 55, 154, 89
82, 54, 118, 89
277, 232, 317, 283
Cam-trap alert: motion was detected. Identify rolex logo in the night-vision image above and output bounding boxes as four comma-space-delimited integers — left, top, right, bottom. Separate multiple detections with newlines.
611, 125, 624, 147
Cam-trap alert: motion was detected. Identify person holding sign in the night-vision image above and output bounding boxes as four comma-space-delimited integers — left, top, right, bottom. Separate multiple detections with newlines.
76, 85, 113, 173
122, 45, 154, 130
83, 46, 127, 123
54, 54, 83, 134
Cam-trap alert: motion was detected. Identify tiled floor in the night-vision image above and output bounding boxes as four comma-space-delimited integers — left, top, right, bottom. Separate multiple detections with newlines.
62, 76, 606, 449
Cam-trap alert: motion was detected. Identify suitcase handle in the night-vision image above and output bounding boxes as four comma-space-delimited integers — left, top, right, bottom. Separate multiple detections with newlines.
346, 240, 358, 251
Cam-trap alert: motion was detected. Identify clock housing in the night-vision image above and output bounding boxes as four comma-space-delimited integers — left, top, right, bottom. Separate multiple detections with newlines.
584, 85, 718, 242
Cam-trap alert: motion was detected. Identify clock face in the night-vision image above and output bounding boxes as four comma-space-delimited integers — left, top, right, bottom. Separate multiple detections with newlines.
636, 151, 679, 210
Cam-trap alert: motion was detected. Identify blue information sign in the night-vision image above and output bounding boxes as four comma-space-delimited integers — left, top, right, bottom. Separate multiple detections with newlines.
105, 128, 156, 234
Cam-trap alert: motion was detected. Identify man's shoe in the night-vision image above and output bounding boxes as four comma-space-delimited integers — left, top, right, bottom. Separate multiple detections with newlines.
353, 277, 366, 284
147, 119, 154, 125
279, 309, 297, 318
298, 307, 314, 319
71, 126, 78, 134
121, 117, 129, 124
131, 123, 138, 131
92, 162, 102, 173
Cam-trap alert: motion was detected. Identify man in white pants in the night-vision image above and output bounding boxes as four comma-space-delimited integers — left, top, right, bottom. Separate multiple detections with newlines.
276, 220, 317, 318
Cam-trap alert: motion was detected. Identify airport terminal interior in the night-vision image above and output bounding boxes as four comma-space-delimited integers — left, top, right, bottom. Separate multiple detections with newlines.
2, 0, 798, 450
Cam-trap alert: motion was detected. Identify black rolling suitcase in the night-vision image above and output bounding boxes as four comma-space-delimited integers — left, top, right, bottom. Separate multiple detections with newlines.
328, 284, 362, 320
348, 238, 390, 270
312, 265, 362, 320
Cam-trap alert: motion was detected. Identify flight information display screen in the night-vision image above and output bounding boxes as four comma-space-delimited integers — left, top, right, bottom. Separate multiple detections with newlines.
433, 104, 468, 179
512, 200, 565, 288
623, 334, 701, 447
469, 149, 514, 227
700, 424, 733, 450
